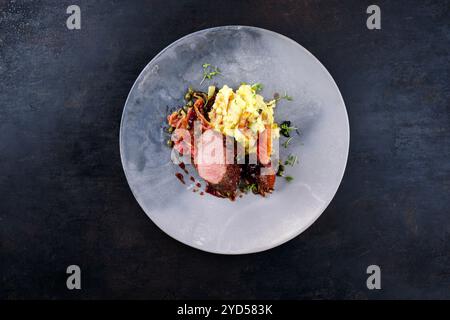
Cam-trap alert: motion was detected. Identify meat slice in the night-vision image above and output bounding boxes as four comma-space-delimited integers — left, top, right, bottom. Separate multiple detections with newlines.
257, 165, 276, 195
257, 126, 272, 165
194, 130, 241, 195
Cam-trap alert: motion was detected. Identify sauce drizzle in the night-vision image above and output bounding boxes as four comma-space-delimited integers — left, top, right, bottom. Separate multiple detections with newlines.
175, 173, 185, 184
178, 162, 189, 174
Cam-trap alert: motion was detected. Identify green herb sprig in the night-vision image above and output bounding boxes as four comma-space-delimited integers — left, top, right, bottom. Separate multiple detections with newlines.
243, 183, 258, 194
274, 92, 293, 101
251, 83, 263, 92
285, 154, 298, 166
280, 121, 298, 138
280, 92, 293, 101
276, 162, 285, 177
282, 137, 293, 148
200, 63, 221, 85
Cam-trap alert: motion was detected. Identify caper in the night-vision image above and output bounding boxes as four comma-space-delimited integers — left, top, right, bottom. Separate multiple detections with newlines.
277, 163, 285, 177
167, 126, 174, 133
167, 140, 174, 147
184, 93, 192, 101
187, 100, 193, 107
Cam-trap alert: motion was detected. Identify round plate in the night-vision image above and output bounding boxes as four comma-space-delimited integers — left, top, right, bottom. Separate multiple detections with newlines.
120, 26, 349, 254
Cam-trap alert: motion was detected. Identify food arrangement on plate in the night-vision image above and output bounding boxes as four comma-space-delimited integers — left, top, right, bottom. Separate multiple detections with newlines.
165, 64, 299, 200
120, 26, 349, 253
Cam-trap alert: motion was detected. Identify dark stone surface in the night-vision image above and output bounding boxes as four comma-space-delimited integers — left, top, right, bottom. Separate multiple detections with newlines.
0, 0, 449, 299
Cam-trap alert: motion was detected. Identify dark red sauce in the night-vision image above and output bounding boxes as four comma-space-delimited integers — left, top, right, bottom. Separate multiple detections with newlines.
205, 184, 236, 201
178, 162, 189, 174
175, 173, 185, 184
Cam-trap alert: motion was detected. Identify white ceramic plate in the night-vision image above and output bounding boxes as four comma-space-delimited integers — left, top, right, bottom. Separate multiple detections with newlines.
120, 26, 349, 254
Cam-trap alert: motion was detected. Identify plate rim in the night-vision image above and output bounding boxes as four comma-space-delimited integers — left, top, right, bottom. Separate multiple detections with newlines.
119, 25, 350, 255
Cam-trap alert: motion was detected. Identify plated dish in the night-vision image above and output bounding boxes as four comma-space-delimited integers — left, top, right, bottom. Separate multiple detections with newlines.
165, 81, 298, 200
120, 26, 349, 254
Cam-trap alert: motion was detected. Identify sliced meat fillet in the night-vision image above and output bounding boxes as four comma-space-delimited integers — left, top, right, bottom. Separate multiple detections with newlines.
257, 126, 272, 166
194, 129, 241, 194
256, 165, 276, 195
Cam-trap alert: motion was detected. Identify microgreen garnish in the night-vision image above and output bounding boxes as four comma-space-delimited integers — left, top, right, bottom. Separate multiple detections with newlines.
274, 92, 293, 101
280, 121, 298, 137
285, 176, 294, 182
243, 183, 258, 193
281, 93, 293, 101
200, 63, 221, 85
251, 83, 263, 92
285, 154, 298, 166
282, 137, 293, 148
277, 162, 285, 177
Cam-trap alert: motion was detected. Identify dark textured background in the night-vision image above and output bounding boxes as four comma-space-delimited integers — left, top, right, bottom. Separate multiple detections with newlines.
0, 0, 449, 299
